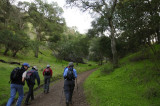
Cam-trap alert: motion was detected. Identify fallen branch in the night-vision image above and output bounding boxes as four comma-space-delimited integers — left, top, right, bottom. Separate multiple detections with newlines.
0, 59, 21, 65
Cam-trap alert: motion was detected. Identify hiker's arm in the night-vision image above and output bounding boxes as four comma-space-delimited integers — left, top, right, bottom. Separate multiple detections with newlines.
50, 68, 53, 77
42, 69, 45, 76
35, 72, 40, 86
73, 69, 77, 78
22, 71, 26, 82
22, 77, 25, 82
63, 69, 67, 79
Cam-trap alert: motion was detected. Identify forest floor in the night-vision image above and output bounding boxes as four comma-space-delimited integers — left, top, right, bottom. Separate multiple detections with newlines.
22, 69, 96, 106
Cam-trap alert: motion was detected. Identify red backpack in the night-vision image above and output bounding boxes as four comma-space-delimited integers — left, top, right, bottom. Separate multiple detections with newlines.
44, 68, 51, 76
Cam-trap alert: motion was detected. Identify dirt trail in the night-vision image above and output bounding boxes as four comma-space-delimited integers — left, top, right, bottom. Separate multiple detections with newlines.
23, 69, 96, 106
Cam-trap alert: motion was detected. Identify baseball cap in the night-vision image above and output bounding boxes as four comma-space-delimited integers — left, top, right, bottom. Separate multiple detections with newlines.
47, 65, 50, 68
68, 62, 74, 67
32, 66, 38, 70
22, 63, 30, 68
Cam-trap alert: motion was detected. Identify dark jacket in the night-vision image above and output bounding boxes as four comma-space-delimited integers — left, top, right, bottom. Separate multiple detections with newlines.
27, 69, 40, 86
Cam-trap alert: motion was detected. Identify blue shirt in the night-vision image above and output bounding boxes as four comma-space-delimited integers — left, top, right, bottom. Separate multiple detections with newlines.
63, 68, 77, 79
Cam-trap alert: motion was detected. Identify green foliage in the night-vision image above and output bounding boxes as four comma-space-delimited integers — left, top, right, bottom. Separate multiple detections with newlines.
18, 0, 65, 57
0, 30, 30, 57
89, 37, 104, 62
84, 45, 160, 106
100, 62, 114, 75
116, 0, 160, 48
89, 36, 112, 64
50, 34, 89, 63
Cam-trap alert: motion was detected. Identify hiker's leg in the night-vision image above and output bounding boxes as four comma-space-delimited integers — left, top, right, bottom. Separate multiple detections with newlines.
25, 85, 32, 103
6, 84, 17, 106
44, 76, 47, 93
30, 85, 34, 100
16, 85, 24, 106
47, 77, 50, 92
69, 81, 75, 102
64, 80, 70, 102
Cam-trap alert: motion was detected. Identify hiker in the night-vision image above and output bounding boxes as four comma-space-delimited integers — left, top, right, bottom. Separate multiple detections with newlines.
43, 64, 53, 93
6, 63, 30, 106
25, 66, 40, 105
63, 62, 77, 106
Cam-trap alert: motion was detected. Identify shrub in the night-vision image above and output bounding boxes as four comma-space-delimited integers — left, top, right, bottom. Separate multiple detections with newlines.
100, 62, 114, 75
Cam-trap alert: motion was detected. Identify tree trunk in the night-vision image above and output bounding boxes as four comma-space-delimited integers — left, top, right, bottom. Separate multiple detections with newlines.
156, 26, 160, 44
147, 36, 151, 45
4, 47, 9, 55
109, 18, 118, 68
35, 29, 40, 58
100, 59, 103, 65
12, 50, 19, 57
76, 62, 78, 66
35, 47, 39, 58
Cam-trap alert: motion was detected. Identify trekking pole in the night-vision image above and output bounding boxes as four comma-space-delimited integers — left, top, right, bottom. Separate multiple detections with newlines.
76, 78, 78, 94
59, 87, 64, 105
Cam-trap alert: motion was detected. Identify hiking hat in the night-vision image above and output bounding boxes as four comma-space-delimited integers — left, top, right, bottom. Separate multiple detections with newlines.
47, 64, 50, 68
22, 63, 30, 68
32, 66, 38, 70
68, 62, 74, 67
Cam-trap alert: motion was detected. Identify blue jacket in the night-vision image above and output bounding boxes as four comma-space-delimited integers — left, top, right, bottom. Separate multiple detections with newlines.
63, 67, 77, 79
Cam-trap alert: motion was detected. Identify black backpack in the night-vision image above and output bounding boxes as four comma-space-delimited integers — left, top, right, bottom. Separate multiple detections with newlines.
26, 71, 34, 82
10, 67, 21, 82
44, 68, 51, 76
66, 67, 75, 80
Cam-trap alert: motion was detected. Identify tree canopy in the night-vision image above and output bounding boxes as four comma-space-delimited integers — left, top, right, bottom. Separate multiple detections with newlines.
0, 0, 159, 65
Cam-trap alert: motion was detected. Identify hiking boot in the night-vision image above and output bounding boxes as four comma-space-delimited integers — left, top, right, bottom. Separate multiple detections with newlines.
69, 100, 72, 104
25, 102, 31, 105
31, 98, 34, 101
66, 102, 69, 106
66, 100, 69, 106
69, 102, 72, 105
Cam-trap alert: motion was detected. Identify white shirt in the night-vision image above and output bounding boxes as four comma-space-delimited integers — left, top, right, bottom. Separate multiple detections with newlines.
22, 71, 27, 78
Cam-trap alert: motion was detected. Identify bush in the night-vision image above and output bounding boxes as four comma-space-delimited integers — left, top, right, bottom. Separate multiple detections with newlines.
143, 87, 160, 99
100, 62, 114, 75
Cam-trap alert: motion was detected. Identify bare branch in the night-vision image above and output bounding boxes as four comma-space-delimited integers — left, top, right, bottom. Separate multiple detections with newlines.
110, 0, 117, 17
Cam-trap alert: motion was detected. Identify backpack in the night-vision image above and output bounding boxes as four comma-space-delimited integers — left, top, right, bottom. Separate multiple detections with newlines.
26, 71, 34, 82
44, 68, 51, 76
66, 67, 75, 80
10, 67, 21, 82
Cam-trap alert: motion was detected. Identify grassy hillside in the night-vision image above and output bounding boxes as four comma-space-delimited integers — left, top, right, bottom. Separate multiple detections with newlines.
0, 48, 98, 105
84, 45, 160, 106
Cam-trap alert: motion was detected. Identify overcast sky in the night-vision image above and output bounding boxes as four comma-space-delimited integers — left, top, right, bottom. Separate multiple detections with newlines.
15, 0, 93, 34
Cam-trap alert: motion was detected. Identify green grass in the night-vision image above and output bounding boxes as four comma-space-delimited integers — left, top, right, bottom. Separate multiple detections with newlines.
84, 46, 160, 106
0, 48, 99, 105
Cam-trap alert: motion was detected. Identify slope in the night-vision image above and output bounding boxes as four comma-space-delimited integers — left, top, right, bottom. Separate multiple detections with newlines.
84, 45, 160, 106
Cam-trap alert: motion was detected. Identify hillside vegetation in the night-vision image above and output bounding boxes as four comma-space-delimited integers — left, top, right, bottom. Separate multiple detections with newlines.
0, 48, 98, 105
84, 45, 160, 106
